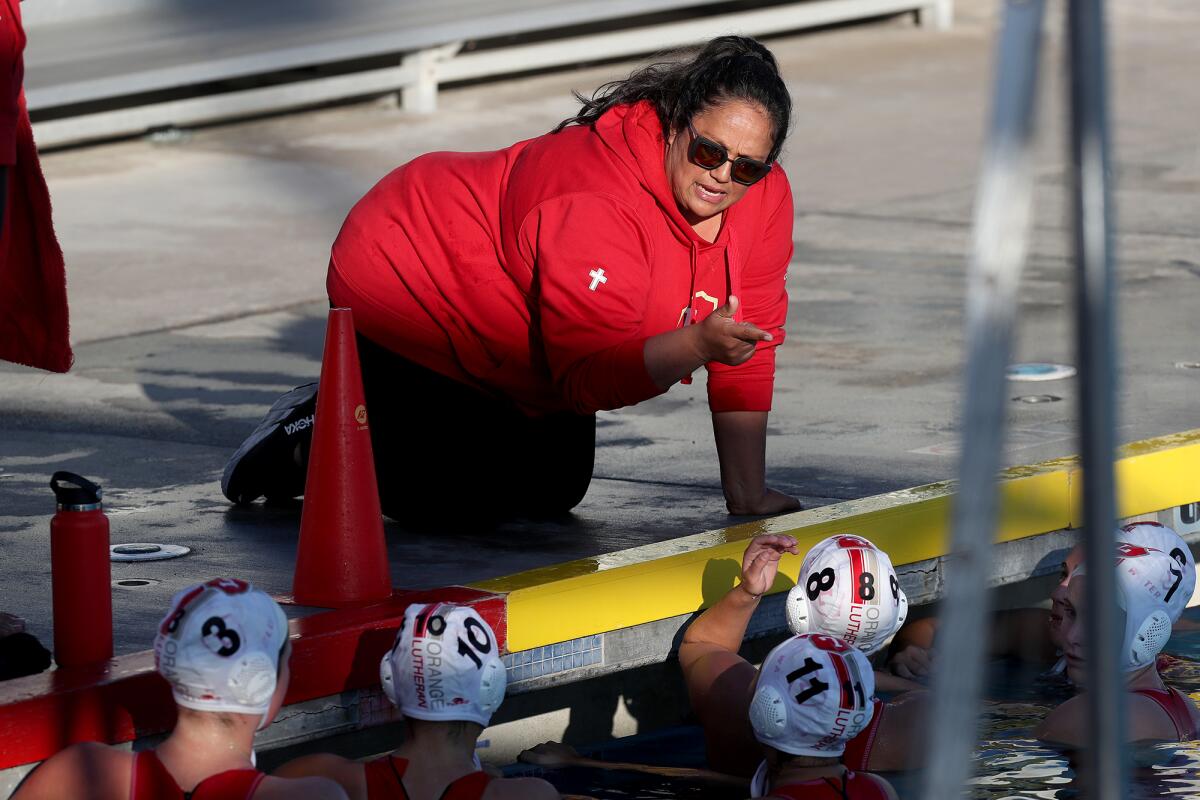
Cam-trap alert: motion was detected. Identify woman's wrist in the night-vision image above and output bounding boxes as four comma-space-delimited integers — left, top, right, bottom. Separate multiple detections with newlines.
643, 326, 710, 389
736, 581, 762, 602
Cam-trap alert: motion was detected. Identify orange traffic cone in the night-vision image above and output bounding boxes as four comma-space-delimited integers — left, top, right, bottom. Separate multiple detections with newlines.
293, 308, 392, 607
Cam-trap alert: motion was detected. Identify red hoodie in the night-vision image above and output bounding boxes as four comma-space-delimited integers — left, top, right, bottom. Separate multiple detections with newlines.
329, 100, 792, 416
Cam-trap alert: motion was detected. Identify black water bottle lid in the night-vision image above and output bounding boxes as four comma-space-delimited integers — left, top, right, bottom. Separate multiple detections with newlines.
50, 471, 103, 509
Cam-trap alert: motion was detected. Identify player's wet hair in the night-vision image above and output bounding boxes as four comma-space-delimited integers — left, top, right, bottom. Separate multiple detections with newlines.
554, 35, 792, 162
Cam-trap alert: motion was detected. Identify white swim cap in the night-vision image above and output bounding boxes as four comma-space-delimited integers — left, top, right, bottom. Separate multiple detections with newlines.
380, 603, 506, 728
153, 578, 288, 718
1112, 543, 1179, 671
1117, 522, 1194, 623
785, 534, 908, 655
750, 634, 876, 758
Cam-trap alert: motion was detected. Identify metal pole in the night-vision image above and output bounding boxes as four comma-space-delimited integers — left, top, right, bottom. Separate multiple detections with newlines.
920, 1, 1045, 797
1066, 0, 1126, 795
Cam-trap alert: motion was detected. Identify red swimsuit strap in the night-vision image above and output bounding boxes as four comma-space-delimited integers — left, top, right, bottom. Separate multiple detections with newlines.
131, 751, 265, 800
768, 770, 890, 800
189, 769, 267, 800
439, 770, 493, 800
841, 697, 886, 771
131, 751, 184, 800
364, 755, 493, 800
365, 755, 411, 800
1132, 687, 1198, 740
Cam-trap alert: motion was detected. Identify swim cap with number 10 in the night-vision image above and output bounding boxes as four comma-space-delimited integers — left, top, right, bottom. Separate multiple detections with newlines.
380, 603, 507, 728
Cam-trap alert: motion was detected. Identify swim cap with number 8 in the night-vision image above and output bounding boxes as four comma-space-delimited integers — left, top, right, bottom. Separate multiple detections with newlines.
380, 603, 507, 728
785, 534, 908, 655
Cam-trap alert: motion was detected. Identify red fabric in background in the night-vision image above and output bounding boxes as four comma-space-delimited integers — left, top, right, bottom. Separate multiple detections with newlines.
0, 97, 73, 373
1, 0, 25, 165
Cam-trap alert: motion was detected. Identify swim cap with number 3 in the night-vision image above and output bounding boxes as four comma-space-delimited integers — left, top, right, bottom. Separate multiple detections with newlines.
785, 534, 908, 655
153, 578, 288, 718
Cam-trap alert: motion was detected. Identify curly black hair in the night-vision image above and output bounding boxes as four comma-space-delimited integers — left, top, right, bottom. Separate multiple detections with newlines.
554, 35, 792, 162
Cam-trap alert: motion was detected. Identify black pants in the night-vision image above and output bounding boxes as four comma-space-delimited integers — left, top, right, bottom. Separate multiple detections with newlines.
356, 334, 596, 522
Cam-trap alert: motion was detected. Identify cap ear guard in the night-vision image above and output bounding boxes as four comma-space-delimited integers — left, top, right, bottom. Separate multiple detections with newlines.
784, 584, 811, 635
895, 585, 910, 630
749, 684, 789, 741
228, 652, 278, 708
478, 659, 507, 716
1129, 610, 1172, 669
379, 643, 400, 707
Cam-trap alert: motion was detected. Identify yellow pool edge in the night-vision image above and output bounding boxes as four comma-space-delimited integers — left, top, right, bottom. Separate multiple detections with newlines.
474, 429, 1200, 652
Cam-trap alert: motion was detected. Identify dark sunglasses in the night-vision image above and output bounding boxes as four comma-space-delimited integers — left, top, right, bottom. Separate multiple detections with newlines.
686, 122, 772, 186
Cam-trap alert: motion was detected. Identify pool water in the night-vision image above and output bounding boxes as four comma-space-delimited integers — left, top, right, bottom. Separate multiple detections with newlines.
509, 610, 1200, 799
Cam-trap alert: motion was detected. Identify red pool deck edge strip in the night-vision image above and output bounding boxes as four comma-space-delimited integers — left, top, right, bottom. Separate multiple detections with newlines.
0, 587, 505, 771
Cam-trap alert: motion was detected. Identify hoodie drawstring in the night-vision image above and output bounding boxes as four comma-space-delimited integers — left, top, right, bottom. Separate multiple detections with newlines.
680, 242, 700, 384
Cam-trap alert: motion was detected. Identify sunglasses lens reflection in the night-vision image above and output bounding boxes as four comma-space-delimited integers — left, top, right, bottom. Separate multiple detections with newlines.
692, 139, 726, 169
732, 161, 770, 184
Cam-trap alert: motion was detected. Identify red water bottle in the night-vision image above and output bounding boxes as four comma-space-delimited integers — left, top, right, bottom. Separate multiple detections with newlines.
49, 471, 113, 667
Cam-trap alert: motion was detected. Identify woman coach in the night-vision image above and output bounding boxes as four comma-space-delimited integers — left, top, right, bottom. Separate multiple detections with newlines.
224, 35, 801, 522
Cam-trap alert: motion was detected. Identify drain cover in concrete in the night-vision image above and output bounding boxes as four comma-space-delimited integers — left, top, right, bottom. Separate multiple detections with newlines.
112, 578, 162, 589
1006, 363, 1076, 382
1013, 395, 1062, 404
109, 543, 191, 562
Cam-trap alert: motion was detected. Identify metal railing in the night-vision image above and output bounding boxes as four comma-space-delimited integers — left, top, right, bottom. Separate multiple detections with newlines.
920, 0, 1125, 796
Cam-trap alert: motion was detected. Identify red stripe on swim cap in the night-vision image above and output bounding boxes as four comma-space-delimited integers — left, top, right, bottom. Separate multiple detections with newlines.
836, 535, 872, 550
849, 548, 866, 603
829, 652, 854, 710
159, 585, 205, 636
413, 603, 439, 638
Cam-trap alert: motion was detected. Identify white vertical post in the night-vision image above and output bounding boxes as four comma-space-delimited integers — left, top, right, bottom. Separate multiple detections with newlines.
917, 0, 954, 30
399, 42, 463, 114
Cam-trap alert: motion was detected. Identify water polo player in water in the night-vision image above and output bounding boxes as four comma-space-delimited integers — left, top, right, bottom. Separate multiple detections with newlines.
888, 522, 1196, 681
1036, 541, 1200, 746
680, 534, 928, 776
520, 633, 898, 799
744, 633, 898, 799
276, 603, 559, 800
14, 579, 346, 800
